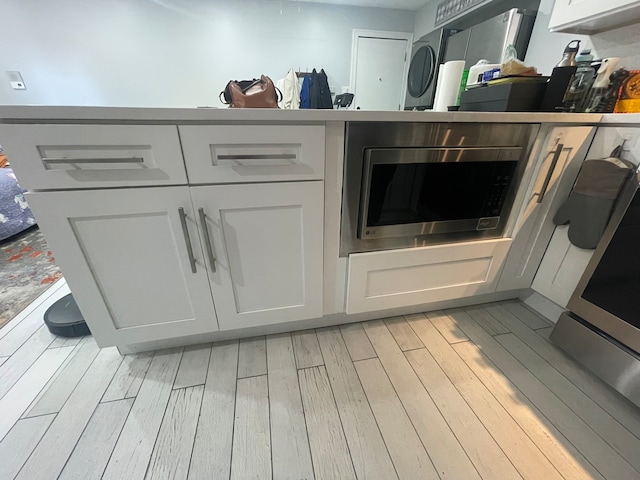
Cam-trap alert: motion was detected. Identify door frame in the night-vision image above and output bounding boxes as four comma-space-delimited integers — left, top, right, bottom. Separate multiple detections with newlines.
349, 29, 414, 111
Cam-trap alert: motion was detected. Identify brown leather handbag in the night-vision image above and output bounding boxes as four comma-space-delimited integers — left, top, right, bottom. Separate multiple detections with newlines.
220, 75, 281, 108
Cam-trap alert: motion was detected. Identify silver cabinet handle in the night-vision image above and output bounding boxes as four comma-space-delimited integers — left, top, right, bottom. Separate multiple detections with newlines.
217, 154, 297, 160
198, 208, 217, 273
41, 157, 144, 164
178, 208, 197, 274
537, 143, 565, 204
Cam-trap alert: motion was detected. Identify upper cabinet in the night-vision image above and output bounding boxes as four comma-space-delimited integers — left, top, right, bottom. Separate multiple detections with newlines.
549, 0, 640, 34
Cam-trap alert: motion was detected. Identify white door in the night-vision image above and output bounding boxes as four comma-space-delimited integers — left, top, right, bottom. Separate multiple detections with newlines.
351, 32, 411, 111
190, 182, 324, 330
26, 187, 218, 346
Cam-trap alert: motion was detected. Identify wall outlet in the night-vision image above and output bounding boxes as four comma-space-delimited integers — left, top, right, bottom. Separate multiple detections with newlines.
7, 71, 26, 90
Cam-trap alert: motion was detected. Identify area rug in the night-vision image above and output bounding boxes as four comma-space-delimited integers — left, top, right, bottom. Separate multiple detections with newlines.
0, 226, 62, 329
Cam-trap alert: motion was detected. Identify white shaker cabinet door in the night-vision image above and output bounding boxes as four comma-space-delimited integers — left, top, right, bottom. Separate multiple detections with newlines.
190, 182, 324, 330
26, 187, 218, 347
532, 225, 594, 308
497, 126, 595, 291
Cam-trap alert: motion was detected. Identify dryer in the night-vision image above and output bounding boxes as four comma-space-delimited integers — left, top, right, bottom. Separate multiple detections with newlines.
404, 29, 450, 111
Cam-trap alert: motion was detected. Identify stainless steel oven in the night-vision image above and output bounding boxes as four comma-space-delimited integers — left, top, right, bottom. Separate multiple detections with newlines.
341, 122, 539, 255
551, 171, 640, 406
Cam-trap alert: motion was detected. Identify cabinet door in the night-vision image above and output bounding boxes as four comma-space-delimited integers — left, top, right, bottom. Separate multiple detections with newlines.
532, 225, 594, 307
26, 187, 218, 346
497, 126, 595, 291
347, 239, 512, 315
190, 182, 324, 330
549, 0, 640, 33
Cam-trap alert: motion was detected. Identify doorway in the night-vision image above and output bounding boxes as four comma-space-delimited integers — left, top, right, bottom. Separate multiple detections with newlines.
350, 30, 413, 111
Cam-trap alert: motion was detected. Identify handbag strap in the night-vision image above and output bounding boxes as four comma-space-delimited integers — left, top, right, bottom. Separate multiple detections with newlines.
240, 79, 262, 93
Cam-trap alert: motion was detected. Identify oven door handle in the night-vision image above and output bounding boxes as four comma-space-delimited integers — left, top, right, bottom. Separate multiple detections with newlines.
537, 143, 564, 204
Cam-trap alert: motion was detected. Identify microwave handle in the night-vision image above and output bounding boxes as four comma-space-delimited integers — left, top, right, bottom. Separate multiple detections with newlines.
537, 143, 564, 204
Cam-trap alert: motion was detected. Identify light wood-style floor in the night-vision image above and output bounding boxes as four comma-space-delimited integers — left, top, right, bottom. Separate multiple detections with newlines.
1, 280, 639, 480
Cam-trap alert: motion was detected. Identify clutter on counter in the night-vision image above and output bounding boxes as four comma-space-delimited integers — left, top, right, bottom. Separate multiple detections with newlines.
452, 40, 640, 114
220, 68, 334, 110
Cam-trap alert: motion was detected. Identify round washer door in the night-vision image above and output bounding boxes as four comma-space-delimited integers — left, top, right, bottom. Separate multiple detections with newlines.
407, 45, 436, 98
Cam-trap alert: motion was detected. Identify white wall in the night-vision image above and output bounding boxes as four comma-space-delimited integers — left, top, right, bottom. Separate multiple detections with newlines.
414, 0, 439, 39
0, 0, 414, 107
524, 0, 591, 75
526, 0, 640, 76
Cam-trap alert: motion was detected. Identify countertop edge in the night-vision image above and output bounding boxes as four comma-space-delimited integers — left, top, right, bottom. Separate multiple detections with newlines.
0, 105, 607, 124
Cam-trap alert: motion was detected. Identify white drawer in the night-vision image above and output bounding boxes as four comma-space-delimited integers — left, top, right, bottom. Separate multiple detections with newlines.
346, 239, 512, 314
0, 124, 187, 190
179, 125, 325, 183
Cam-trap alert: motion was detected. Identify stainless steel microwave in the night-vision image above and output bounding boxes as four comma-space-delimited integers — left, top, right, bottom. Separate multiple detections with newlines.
340, 122, 539, 255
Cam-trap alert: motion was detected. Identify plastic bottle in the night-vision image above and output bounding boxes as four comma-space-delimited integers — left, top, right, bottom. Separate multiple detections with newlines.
562, 49, 596, 112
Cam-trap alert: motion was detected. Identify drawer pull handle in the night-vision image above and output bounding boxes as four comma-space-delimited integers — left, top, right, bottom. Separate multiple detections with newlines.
217, 154, 297, 160
537, 143, 564, 204
178, 208, 197, 274
41, 156, 145, 165
198, 208, 217, 273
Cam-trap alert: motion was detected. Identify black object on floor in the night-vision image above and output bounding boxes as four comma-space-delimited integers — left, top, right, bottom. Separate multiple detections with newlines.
43, 293, 91, 337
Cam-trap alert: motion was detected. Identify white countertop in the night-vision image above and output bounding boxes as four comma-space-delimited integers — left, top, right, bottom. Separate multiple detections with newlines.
0, 105, 611, 124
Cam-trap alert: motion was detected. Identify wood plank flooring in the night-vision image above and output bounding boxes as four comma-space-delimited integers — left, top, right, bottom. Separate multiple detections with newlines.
1, 281, 639, 479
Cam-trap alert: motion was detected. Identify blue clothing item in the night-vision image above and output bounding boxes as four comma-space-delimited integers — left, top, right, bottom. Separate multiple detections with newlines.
300, 75, 311, 109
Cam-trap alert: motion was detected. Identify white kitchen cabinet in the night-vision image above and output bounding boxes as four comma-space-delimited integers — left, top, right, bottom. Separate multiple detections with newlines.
532, 225, 594, 307
179, 125, 325, 184
346, 239, 512, 315
497, 126, 595, 291
26, 187, 218, 346
190, 182, 324, 330
0, 124, 187, 190
549, 0, 640, 34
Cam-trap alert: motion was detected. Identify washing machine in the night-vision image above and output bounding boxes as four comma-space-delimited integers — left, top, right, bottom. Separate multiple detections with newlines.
404, 29, 451, 111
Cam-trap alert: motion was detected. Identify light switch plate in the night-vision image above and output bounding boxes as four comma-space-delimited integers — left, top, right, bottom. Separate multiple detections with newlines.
6, 71, 26, 90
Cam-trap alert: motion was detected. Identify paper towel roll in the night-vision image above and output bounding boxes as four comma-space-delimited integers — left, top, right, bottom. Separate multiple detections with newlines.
433, 60, 466, 112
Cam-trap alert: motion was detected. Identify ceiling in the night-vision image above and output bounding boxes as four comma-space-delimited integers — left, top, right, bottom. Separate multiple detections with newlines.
298, 0, 430, 10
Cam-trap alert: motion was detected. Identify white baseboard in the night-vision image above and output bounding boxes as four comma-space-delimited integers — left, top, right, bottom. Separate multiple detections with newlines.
118, 288, 525, 354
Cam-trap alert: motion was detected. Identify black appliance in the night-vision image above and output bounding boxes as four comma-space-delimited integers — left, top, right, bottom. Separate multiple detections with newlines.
405, 29, 449, 111
340, 122, 539, 255
459, 82, 548, 112
359, 147, 520, 240
552, 171, 640, 406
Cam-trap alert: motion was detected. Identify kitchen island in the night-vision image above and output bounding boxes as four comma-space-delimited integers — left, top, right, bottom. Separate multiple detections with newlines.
1, 106, 636, 353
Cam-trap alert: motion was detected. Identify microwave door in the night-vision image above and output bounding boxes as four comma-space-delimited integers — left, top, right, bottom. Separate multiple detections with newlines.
359, 147, 519, 240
